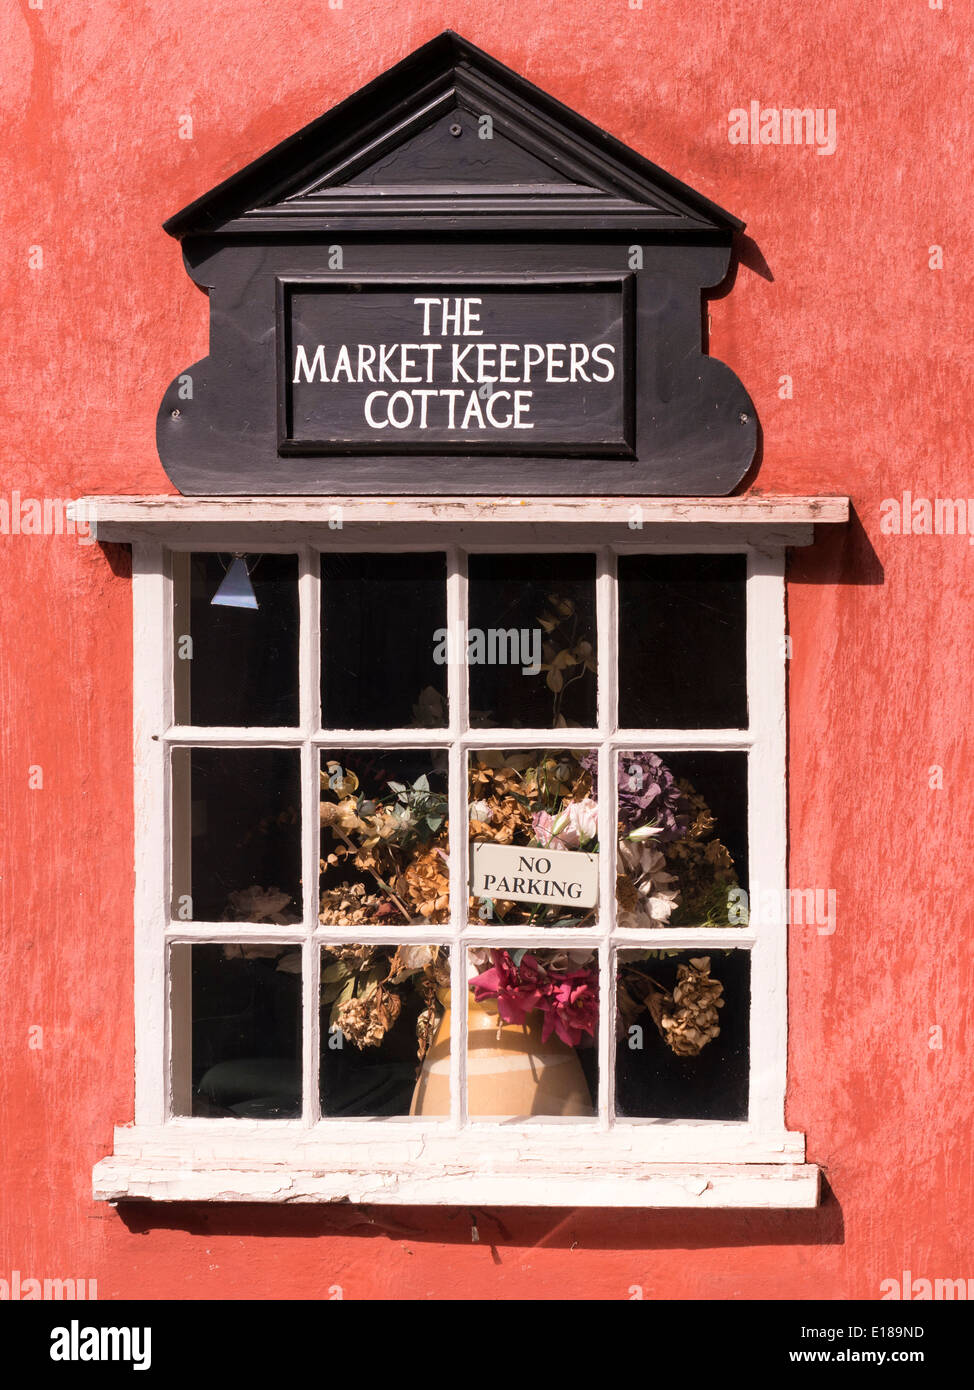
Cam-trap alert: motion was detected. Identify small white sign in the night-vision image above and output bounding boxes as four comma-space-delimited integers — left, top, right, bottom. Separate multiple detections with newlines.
470, 841, 599, 910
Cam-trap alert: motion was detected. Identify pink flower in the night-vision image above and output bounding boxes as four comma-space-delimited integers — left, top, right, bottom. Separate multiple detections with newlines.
538, 970, 599, 1047
532, 796, 599, 850
470, 952, 599, 1046
566, 797, 599, 846
531, 809, 563, 847
471, 950, 543, 1026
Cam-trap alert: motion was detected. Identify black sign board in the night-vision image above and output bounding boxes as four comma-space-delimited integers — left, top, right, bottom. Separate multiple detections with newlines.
157, 32, 757, 496
281, 278, 633, 455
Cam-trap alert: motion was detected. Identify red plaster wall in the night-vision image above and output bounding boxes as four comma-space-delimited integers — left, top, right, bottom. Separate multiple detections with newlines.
2, 0, 971, 1300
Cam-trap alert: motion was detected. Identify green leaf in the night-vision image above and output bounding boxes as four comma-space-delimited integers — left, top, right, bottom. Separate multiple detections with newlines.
412, 774, 430, 792
328, 975, 356, 1026
355, 964, 386, 999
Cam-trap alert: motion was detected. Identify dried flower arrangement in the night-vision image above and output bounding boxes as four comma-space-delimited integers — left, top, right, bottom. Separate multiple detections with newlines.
615, 751, 741, 929
319, 759, 450, 926
216, 666, 738, 1076
466, 948, 725, 1061
617, 954, 725, 1057
467, 747, 740, 930
320, 943, 449, 1061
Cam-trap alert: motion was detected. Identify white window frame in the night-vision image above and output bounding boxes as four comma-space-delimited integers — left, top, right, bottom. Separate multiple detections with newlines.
88, 498, 845, 1207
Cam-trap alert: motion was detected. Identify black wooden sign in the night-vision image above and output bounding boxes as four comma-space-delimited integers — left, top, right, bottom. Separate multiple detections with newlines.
157, 32, 757, 496
280, 278, 633, 454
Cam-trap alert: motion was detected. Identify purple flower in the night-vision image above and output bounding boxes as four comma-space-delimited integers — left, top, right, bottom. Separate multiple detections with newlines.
577, 749, 599, 795
617, 752, 687, 840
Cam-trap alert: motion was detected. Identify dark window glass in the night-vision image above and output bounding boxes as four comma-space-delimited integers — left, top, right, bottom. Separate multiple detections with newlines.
467, 554, 597, 728
173, 553, 300, 727
172, 943, 302, 1119
618, 554, 747, 728
320, 553, 447, 729
616, 949, 749, 1120
171, 748, 302, 924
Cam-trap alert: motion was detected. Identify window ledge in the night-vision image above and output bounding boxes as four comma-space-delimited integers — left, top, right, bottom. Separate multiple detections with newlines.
92, 1127, 820, 1207
71, 493, 849, 545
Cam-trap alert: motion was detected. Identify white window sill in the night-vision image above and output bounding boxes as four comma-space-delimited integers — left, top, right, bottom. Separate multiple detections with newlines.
70, 492, 849, 548
93, 1124, 820, 1208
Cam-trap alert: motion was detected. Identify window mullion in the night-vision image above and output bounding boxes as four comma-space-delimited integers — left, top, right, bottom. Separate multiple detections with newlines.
446, 545, 468, 1129
596, 546, 617, 1131
299, 547, 319, 938
300, 545, 321, 1125
136, 542, 170, 1127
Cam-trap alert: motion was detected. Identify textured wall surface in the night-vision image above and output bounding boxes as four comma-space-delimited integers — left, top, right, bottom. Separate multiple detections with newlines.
1, 0, 971, 1299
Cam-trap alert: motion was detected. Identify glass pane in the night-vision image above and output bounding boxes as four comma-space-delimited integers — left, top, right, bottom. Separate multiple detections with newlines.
322, 943, 449, 1117
463, 947, 598, 1118
615, 751, 747, 929
616, 948, 749, 1119
170, 942, 302, 1118
320, 552, 448, 729
469, 748, 598, 928
467, 553, 597, 728
618, 554, 747, 729
319, 750, 449, 927
171, 748, 303, 924
172, 553, 300, 727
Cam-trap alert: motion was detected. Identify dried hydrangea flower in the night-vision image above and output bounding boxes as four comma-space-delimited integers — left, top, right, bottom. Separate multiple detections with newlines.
654, 956, 724, 1057
224, 885, 296, 923
617, 752, 687, 839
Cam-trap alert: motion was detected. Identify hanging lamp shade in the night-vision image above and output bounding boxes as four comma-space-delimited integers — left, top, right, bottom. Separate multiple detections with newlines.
211, 555, 258, 609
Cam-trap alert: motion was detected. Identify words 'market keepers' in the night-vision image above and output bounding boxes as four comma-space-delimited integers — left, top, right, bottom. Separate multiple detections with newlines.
157, 32, 756, 495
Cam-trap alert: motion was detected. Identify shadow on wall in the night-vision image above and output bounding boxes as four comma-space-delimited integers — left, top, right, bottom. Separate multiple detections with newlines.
789, 504, 883, 587
115, 1174, 843, 1255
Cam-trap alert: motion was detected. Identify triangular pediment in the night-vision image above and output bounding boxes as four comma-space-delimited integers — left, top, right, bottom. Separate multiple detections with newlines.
165, 32, 743, 238
307, 100, 601, 193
